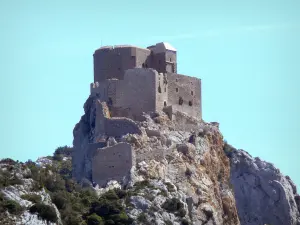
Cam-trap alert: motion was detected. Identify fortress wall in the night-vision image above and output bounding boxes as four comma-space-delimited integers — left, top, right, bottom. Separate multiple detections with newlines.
150, 52, 167, 73
115, 68, 157, 120
92, 143, 133, 186
94, 46, 137, 82
167, 73, 202, 119
105, 117, 142, 137
132, 48, 151, 68
156, 73, 168, 111
90, 80, 119, 105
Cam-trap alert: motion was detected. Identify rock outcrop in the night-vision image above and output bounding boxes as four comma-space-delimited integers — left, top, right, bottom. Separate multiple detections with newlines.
72, 96, 241, 225
71, 95, 300, 225
225, 146, 300, 225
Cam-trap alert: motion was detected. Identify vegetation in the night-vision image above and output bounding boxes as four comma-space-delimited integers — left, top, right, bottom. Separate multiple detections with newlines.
0, 169, 23, 188
53, 146, 73, 161
87, 213, 104, 225
0, 193, 24, 215
162, 197, 186, 217
0, 147, 187, 225
21, 193, 42, 204
29, 203, 58, 223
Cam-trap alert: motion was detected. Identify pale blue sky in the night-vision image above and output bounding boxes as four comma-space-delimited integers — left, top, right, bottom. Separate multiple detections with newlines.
0, 0, 299, 188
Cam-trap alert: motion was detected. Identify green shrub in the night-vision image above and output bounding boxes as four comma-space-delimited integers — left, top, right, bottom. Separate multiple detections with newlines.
2, 199, 24, 215
54, 146, 73, 157
43, 174, 65, 192
53, 154, 63, 161
162, 198, 186, 217
51, 192, 67, 210
108, 211, 133, 224
21, 194, 41, 204
29, 203, 58, 223
115, 189, 127, 199
134, 180, 154, 190
101, 190, 119, 201
0, 170, 23, 187
137, 212, 147, 223
87, 213, 104, 225
62, 212, 84, 225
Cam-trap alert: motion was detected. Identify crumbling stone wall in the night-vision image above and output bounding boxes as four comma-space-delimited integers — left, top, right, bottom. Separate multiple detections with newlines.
105, 118, 142, 137
92, 143, 133, 186
90, 79, 118, 105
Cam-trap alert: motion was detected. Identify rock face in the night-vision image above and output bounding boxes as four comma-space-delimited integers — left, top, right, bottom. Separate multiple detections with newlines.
226, 147, 300, 225
72, 96, 240, 225
72, 95, 300, 225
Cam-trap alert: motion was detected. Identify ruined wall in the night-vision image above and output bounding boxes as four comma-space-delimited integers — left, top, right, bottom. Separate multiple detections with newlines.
156, 73, 168, 111
93, 46, 151, 82
105, 117, 142, 137
92, 143, 133, 186
115, 68, 157, 120
90, 79, 119, 105
167, 73, 202, 119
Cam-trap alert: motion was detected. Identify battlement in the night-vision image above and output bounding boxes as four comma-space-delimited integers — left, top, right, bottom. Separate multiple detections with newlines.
95, 45, 150, 52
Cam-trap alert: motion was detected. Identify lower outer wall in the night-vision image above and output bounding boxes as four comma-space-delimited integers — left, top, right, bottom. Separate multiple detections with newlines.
92, 143, 133, 186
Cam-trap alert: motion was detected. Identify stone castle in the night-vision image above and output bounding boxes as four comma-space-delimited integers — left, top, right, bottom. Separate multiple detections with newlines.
91, 42, 202, 120
73, 42, 203, 187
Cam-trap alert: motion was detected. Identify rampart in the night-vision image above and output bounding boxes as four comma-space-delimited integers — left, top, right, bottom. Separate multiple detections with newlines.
92, 143, 133, 186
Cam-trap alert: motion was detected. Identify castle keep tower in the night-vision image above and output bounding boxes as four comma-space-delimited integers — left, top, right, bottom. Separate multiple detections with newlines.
91, 42, 202, 120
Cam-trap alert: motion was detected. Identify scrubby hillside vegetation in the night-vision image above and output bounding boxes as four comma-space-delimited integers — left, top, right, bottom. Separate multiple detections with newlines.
0, 146, 197, 225
0, 147, 137, 225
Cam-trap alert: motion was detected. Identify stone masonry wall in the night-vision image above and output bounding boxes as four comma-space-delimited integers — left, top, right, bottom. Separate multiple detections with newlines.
105, 117, 142, 138
156, 73, 168, 111
115, 68, 157, 120
90, 79, 118, 105
93, 46, 151, 82
92, 143, 133, 186
167, 73, 202, 119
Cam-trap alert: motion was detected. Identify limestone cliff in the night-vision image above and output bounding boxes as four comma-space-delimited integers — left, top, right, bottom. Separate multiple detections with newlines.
225, 146, 300, 225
